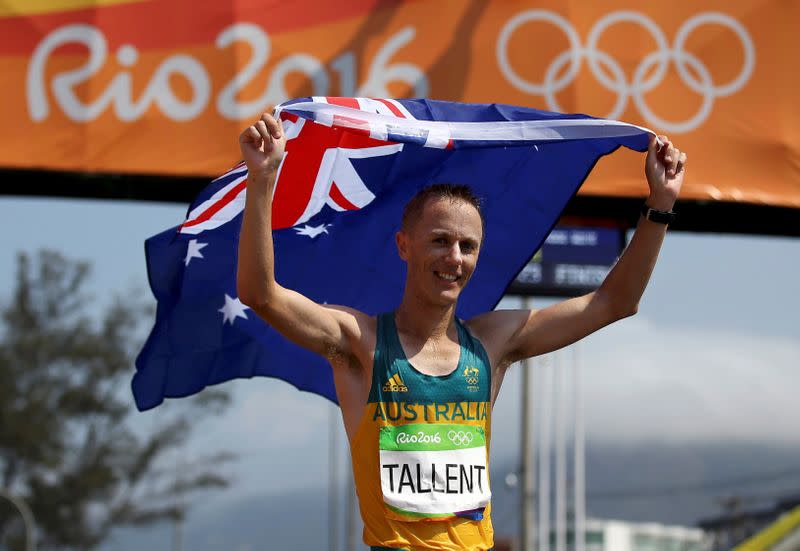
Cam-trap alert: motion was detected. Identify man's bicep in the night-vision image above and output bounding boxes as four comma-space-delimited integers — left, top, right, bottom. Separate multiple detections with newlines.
468, 310, 530, 368
484, 292, 617, 365
247, 286, 366, 360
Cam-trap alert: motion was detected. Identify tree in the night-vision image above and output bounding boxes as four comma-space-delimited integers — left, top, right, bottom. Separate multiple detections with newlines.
0, 250, 233, 550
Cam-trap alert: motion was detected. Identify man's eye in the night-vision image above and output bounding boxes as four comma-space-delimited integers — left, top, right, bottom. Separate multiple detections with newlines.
435, 237, 448, 245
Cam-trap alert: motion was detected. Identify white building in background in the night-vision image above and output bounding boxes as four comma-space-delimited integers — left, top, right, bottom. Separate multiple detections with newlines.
565, 518, 710, 551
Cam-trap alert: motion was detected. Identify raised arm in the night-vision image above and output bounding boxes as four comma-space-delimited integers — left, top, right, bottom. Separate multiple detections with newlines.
472, 134, 687, 369
236, 113, 372, 364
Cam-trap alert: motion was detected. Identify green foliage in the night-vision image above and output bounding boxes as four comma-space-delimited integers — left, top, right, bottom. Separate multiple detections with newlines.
0, 251, 233, 550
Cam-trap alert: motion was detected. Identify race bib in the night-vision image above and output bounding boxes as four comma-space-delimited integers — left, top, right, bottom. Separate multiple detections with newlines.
379, 423, 491, 521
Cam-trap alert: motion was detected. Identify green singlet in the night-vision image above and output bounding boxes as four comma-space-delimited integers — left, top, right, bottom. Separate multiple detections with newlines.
349, 312, 495, 550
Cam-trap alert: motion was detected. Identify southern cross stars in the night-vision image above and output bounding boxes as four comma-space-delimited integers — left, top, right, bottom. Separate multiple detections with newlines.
218, 294, 249, 325
184, 239, 208, 266
294, 223, 331, 238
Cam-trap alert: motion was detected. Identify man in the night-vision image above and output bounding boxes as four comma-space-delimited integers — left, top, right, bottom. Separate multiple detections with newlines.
237, 112, 686, 550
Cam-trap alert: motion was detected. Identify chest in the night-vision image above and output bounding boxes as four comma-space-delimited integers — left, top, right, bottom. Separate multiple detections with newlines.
401, 338, 462, 377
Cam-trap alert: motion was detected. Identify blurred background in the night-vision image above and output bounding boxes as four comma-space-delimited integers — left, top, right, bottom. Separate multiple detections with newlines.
1, 1, 798, 550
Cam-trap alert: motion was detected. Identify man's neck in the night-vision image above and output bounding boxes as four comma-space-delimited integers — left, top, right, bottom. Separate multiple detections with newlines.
394, 294, 458, 343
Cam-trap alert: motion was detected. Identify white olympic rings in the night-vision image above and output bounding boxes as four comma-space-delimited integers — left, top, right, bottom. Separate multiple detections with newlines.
497, 10, 755, 133
448, 430, 474, 446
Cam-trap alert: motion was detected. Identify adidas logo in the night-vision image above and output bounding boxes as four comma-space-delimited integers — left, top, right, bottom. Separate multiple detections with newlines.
383, 373, 408, 392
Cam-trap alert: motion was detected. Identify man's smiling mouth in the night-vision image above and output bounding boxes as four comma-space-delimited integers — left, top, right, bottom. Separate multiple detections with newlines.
435, 271, 460, 282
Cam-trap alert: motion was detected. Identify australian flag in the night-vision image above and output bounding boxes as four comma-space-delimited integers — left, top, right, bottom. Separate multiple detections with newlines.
133, 97, 650, 411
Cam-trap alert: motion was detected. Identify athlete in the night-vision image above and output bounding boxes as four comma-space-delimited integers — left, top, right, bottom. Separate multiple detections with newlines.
236, 112, 686, 550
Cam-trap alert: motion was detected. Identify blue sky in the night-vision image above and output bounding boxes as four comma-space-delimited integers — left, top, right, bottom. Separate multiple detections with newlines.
1, 195, 798, 547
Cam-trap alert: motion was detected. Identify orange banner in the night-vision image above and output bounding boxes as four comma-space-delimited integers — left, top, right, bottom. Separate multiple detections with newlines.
1, 0, 798, 207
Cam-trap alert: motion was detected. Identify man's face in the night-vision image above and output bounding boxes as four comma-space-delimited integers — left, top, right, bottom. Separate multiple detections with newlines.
397, 196, 483, 307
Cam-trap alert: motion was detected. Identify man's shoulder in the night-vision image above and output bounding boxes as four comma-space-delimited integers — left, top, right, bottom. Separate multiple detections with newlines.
323, 304, 378, 348
464, 309, 531, 358
324, 305, 377, 334
464, 310, 503, 336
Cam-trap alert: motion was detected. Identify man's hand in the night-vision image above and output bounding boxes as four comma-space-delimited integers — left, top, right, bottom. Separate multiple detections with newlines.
239, 112, 287, 185
645, 134, 687, 210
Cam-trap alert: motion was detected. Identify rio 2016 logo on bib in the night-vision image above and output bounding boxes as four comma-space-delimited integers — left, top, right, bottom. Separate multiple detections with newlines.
448, 430, 474, 446
379, 423, 491, 519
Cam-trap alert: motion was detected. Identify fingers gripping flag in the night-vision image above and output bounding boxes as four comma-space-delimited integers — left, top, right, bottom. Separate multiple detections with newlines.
133, 97, 650, 411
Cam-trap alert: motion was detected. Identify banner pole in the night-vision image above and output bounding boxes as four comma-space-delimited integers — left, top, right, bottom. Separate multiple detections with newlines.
574, 343, 586, 551
538, 353, 552, 551
329, 403, 340, 551
520, 296, 536, 551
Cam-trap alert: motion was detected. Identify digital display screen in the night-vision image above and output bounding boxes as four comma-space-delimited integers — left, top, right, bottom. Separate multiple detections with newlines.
506, 225, 625, 298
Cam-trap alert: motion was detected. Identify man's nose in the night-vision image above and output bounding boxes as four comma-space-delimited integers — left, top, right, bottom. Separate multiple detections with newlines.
444, 243, 463, 264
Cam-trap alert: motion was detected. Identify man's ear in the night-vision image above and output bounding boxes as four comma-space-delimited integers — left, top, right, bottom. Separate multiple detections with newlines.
396, 230, 409, 262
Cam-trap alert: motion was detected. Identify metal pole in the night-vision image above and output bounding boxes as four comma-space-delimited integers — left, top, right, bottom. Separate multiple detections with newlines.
538, 355, 552, 551
172, 510, 183, 551
554, 351, 566, 551
573, 343, 586, 551
172, 447, 185, 551
329, 404, 340, 551
520, 297, 536, 551
0, 488, 36, 551
345, 456, 358, 551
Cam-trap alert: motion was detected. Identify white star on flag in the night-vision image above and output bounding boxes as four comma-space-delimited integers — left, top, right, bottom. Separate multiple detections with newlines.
218, 294, 249, 325
294, 224, 331, 238
184, 239, 208, 266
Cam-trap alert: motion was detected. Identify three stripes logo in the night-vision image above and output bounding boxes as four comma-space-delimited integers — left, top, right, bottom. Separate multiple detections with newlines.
383, 373, 408, 393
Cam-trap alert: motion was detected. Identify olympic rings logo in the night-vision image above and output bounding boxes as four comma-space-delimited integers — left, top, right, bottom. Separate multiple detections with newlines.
497, 10, 755, 133
463, 366, 480, 386
448, 430, 474, 446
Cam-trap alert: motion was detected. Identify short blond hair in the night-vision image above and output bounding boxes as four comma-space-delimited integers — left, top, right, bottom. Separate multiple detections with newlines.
401, 183, 484, 232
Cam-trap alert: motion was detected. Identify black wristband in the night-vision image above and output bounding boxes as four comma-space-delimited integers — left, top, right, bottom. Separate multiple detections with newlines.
641, 203, 677, 225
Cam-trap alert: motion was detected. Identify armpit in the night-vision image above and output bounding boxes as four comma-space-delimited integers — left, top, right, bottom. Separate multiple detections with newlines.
325, 341, 351, 370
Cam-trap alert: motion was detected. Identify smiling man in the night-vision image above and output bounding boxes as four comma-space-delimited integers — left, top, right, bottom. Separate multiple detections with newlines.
236, 112, 686, 551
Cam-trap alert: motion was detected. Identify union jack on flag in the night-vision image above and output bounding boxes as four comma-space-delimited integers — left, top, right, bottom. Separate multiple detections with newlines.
133, 96, 650, 411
